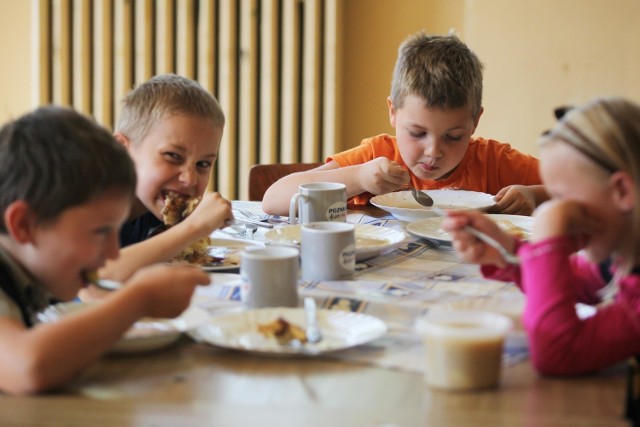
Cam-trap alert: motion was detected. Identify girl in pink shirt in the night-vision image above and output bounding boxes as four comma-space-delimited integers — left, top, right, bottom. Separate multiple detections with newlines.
442, 97, 640, 375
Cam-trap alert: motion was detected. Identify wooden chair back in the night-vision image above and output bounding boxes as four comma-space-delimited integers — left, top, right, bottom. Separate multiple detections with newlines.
248, 162, 323, 201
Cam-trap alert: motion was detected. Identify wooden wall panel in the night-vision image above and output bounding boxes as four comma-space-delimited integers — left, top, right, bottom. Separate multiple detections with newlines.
35, 0, 339, 200
72, 0, 92, 112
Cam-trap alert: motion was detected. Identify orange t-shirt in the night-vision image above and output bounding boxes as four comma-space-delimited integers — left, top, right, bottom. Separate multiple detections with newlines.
328, 134, 541, 206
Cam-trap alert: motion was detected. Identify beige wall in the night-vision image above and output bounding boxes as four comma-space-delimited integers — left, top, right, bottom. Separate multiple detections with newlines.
2, 0, 639, 159
469, 0, 640, 156
0, 0, 32, 120
341, 0, 640, 157
340, 0, 465, 153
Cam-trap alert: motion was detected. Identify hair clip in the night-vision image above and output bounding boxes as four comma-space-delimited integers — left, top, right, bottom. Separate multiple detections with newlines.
554, 106, 573, 120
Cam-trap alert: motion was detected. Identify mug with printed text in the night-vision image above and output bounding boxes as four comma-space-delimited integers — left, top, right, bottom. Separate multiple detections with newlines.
289, 182, 347, 225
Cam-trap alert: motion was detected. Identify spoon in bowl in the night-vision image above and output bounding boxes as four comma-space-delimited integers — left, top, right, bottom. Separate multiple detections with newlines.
409, 184, 434, 207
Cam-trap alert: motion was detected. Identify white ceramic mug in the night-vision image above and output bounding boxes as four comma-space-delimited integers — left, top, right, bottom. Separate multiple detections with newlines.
289, 182, 347, 225
416, 310, 512, 391
301, 221, 356, 281
240, 246, 300, 308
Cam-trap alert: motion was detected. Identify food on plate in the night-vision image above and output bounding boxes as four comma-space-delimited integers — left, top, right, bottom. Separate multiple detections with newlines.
161, 190, 213, 264
436, 228, 453, 240
257, 317, 307, 345
355, 235, 389, 247
495, 219, 531, 240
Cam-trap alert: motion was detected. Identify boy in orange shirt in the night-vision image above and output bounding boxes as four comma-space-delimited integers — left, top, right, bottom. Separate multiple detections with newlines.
0, 106, 209, 394
262, 31, 546, 216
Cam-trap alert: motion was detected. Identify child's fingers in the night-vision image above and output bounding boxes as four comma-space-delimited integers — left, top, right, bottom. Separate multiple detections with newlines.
386, 160, 408, 176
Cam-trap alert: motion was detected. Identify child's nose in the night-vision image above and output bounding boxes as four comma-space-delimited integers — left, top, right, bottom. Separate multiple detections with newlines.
423, 136, 442, 158
179, 165, 198, 185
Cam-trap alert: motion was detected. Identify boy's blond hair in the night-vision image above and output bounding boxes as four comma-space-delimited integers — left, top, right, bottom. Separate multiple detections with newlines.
116, 74, 225, 144
390, 31, 484, 118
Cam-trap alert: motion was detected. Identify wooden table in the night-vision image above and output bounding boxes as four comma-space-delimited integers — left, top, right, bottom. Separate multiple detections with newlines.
0, 204, 629, 426
0, 339, 627, 426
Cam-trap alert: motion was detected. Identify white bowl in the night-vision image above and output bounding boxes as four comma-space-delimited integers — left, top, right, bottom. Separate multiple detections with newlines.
370, 190, 496, 221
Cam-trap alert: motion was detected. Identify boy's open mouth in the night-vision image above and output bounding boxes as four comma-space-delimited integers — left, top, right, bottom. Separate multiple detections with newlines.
160, 190, 191, 206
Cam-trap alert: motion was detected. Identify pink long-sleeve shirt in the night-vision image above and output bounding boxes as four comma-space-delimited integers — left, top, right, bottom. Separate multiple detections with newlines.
482, 235, 640, 375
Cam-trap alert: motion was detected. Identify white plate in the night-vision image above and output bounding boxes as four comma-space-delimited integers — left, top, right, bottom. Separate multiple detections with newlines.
407, 214, 533, 245
191, 307, 387, 356
370, 190, 496, 222
263, 224, 407, 261
201, 238, 263, 271
38, 303, 210, 354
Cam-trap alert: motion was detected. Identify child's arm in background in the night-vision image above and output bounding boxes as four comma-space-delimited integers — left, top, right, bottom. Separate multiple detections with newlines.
100, 192, 232, 282
488, 185, 549, 216
261, 158, 410, 215
0, 264, 209, 395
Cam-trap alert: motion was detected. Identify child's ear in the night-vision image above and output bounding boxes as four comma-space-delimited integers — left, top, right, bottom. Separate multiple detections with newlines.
387, 97, 397, 128
610, 171, 635, 212
4, 201, 36, 243
472, 107, 484, 131
113, 132, 131, 150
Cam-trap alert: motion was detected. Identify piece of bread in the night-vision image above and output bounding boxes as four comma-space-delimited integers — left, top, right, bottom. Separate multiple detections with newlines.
257, 317, 307, 345
161, 191, 212, 263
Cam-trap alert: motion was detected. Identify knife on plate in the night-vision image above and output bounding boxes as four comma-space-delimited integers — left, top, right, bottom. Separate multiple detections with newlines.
304, 297, 322, 343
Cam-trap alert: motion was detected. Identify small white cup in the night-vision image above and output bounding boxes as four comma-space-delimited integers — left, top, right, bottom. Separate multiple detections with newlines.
301, 221, 356, 281
289, 182, 347, 225
416, 310, 512, 391
240, 246, 300, 308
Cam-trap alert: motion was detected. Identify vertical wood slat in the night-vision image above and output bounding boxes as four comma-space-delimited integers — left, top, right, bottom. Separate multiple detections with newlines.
177, 0, 196, 78
156, 0, 175, 74
197, 0, 219, 191
259, 0, 279, 164
72, 0, 92, 112
113, 0, 133, 124
301, 0, 322, 163
134, 0, 154, 84
93, 0, 113, 127
280, 0, 301, 163
52, 0, 71, 105
197, 0, 218, 93
33, 0, 51, 107
217, 0, 238, 197
237, 0, 259, 200
322, 0, 340, 159
35, 0, 340, 200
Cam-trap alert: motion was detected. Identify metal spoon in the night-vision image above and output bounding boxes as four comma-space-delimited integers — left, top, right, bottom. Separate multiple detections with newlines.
409, 184, 434, 207
429, 206, 520, 265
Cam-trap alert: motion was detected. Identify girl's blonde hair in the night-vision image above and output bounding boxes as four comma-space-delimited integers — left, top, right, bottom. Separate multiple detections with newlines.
540, 97, 640, 277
